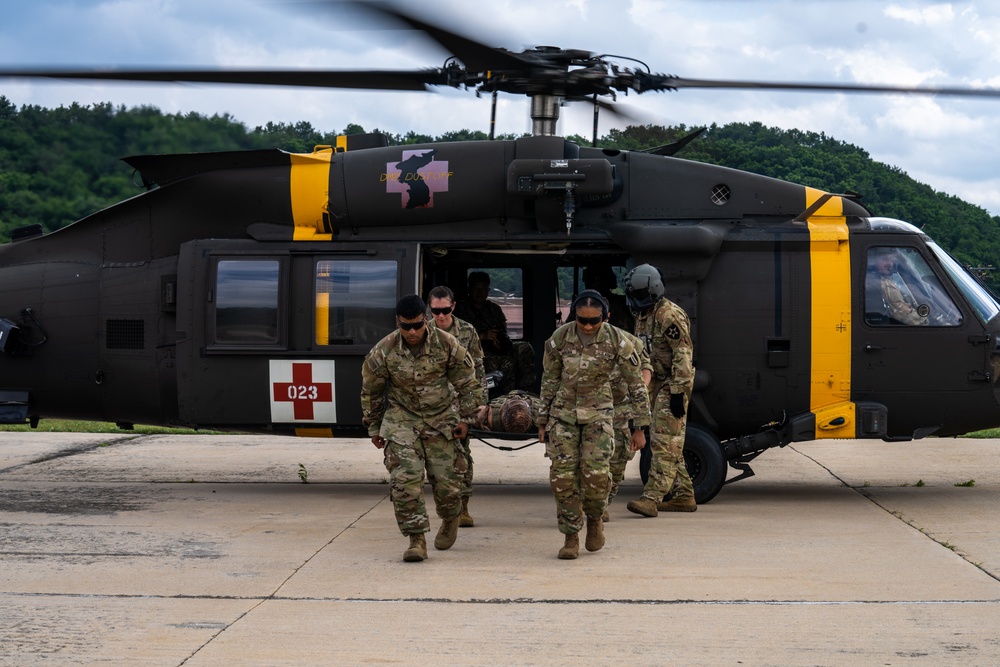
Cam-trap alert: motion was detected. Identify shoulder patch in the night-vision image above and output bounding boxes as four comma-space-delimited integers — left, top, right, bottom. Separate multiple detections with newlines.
666, 323, 681, 340
364, 351, 384, 373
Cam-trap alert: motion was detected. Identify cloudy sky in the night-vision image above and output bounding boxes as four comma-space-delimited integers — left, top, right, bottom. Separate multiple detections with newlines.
2, 0, 999, 217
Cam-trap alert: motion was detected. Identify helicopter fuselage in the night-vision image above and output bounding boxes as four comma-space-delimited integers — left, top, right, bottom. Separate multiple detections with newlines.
2, 134, 998, 502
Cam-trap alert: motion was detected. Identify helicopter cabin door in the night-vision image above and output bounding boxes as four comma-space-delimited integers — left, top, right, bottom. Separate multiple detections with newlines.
854, 239, 993, 437
175, 239, 417, 432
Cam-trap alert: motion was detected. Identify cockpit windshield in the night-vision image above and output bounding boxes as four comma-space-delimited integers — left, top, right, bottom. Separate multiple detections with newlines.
865, 247, 963, 327
928, 241, 1000, 324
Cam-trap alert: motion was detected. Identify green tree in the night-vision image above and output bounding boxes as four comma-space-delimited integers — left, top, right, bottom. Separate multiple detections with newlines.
2, 100, 998, 293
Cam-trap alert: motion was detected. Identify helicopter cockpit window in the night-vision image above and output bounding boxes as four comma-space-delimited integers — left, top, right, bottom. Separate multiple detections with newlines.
215, 259, 281, 344
865, 247, 962, 327
456, 268, 525, 339
557, 264, 633, 332
315, 260, 397, 345
927, 241, 1000, 324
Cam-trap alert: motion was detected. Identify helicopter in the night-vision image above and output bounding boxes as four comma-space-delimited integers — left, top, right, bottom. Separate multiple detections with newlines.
2, 2, 1000, 504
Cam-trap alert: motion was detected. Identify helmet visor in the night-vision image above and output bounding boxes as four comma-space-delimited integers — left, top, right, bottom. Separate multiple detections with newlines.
626, 287, 654, 312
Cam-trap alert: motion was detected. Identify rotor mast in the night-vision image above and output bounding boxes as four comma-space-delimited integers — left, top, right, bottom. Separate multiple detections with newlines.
530, 94, 563, 136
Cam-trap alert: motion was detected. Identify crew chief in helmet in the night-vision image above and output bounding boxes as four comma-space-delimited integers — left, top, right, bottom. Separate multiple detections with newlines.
622, 264, 698, 516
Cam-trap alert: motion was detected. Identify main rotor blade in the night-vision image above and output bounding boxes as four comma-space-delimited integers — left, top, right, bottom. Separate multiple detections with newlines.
347, 1, 532, 72
648, 75, 1000, 98
567, 95, 642, 123
0, 67, 447, 91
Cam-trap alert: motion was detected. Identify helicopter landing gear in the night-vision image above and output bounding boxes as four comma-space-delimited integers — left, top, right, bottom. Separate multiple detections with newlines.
638, 423, 727, 505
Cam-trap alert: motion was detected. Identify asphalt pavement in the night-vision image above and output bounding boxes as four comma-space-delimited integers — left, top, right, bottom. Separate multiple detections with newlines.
1, 431, 999, 666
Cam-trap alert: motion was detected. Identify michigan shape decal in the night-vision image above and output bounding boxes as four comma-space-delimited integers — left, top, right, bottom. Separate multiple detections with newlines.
269, 360, 336, 423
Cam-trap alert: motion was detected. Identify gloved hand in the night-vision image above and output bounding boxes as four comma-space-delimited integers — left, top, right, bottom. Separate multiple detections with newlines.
669, 392, 686, 418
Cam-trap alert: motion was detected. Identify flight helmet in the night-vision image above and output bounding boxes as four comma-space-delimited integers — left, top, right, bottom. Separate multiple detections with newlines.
623, 264, 664, 313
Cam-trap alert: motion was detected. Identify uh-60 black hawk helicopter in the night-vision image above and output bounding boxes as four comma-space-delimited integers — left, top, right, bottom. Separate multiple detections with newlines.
2, 3, 1000, 504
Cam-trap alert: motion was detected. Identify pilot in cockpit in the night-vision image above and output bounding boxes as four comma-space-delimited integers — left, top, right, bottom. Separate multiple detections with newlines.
868, 248, 929, 326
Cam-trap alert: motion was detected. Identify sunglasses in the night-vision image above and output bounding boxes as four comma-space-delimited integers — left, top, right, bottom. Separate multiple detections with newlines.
430, 306, 453, 315
575, 315, 602, 326
398, 319, 426, 331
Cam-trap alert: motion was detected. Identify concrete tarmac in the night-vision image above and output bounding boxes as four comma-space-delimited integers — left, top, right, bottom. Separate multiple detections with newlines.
1, 431, 999, 666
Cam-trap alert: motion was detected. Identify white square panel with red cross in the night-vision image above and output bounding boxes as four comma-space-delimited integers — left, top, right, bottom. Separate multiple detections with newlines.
269, 360, 336, 423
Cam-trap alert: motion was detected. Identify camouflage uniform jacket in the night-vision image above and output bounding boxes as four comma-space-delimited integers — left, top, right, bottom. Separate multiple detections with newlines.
610, 327, 653, 428
537, 322, 651, 429
360, 327, 480, 445
634, 297, 695, 400
454, 300, 513, 353
429, 315, 488, 403
880, 274, 928, 325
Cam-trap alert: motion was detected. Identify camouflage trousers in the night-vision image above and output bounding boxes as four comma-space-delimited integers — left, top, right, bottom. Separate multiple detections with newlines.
607, 425, 637, 505
458, 435, 474, 498
546, 419, 614, 535
641, 394, 694, 502
382, 428, 467, 536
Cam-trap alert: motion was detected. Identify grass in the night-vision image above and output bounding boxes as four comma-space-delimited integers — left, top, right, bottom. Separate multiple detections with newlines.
962, 428, 1000, 438
0, 419, 223, 435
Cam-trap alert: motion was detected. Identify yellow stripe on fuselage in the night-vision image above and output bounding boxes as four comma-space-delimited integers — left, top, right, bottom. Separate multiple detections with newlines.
806, 187, 855, 439
290, 148, 334, 241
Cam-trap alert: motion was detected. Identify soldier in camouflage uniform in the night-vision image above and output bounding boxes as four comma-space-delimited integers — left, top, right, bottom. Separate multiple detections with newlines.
427, 285, 487, 528
454, 271, 536, 395
606, 325, 653, 517
622, 264, 698, 518
536, 290, 651, 560
565, 295, 652, 520
870, 248, 929, 325
361, 294, 484, 562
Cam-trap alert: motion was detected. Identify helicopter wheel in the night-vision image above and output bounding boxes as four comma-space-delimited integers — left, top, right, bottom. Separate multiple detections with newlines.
638, 423, 727, 504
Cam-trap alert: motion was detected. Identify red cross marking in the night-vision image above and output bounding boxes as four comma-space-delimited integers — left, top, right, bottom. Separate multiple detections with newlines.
272, 362, 333, 420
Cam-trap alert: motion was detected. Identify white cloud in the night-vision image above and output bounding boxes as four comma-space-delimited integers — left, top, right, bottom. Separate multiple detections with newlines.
884, 3, 955, 26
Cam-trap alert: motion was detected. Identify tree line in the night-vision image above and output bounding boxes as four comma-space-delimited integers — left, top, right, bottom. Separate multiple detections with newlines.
2, 96, 998, 288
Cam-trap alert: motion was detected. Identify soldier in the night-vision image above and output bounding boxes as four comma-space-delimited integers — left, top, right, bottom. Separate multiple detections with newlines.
870, 248, 929, 325
536, 290, 651, 560
622, 264, 697, 517
454, 271, 536, 395
361, 294, 484, 562
427, 285, 487, 528
473, 390, 538, 433
605, 324, 653, 519
565, 294, 652, 520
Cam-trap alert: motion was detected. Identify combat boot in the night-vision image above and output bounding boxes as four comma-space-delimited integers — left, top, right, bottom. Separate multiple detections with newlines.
626, 497, 659, 517
658, 496, 698, 512
434, 516, 459, 550
459, 497, 475, 527
585, 517, 605, 552
557, 533, 579, 560
403, 534, 427, 562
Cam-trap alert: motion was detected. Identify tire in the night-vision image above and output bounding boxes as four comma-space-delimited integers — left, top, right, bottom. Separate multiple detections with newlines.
637, 423, 728, 504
